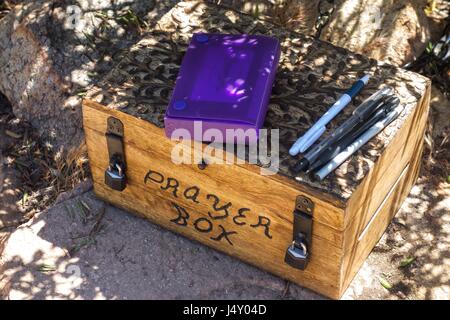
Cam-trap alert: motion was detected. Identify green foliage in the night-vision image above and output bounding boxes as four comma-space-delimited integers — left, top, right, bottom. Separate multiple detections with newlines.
117, 9, 148, 30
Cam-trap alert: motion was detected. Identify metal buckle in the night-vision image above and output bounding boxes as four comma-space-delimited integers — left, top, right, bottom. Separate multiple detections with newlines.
104, 117, 127, 191
284, 195, 314, 270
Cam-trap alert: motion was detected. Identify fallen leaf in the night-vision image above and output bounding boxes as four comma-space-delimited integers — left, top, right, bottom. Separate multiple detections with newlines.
5, 130, 22, 139
37, 264, 56, 272
379, 276, 392, 290
400, 256, 415, 268
80, 200, 91, 212
22, 192, 29, 205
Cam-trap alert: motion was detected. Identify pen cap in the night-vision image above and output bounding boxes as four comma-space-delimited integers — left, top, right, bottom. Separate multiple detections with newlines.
352, 86, 394, 117
347, 75, 370, 99
383, 95, 400, 108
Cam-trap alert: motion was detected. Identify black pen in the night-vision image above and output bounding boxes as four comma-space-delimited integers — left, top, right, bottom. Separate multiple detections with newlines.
314, 104, 404, 180
291, 87, 395, 173
308, 97, 400, 172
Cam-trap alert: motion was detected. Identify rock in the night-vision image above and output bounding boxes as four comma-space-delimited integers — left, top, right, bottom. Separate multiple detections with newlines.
0, 0, 178, 149
320, 0, 432, 66
209, 0, 322, 35
426, 0, 450, 42
276, 0, 322, 35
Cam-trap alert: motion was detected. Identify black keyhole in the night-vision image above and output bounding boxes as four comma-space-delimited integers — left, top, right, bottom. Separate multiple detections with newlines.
197, 160, 207, 170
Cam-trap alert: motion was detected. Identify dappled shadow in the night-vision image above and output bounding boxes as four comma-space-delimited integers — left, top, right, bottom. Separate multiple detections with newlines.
0, 190, 324, 300
86, 0, 429, 202
0, 88, 90, 236
319, 0, 432, 66
344, 85, 449, 299
1, 0, 447, 300
0, 0, 181, 282
0, 0, 180, 148
0, 92, 24, 230
0, 0, 324, 301
346, 164, 450, 299
208, 0, 324, 36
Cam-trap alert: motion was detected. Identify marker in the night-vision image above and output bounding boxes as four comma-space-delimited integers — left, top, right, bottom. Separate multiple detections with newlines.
292, 87, 396, 173
314, 105, 404, 180
300, 126, 326, 152
289, 74, 370, 156
308, 98, 400, 172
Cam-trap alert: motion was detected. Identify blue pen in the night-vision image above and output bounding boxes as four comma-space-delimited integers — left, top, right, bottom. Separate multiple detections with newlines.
289, 74, 370, 156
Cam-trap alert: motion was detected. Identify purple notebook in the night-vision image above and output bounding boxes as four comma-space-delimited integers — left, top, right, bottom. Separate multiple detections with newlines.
164, 33, 281, 144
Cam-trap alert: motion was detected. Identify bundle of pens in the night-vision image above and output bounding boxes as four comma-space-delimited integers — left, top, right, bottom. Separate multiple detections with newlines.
289, 83, 403, 180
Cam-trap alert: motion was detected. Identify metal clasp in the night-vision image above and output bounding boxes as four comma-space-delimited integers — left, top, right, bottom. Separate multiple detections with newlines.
104, 117, 127, 191
284, 195, 314, 270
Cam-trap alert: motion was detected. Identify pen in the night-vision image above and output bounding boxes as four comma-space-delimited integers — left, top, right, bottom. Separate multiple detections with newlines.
314, 104, 404, 180
292, 87, 396, 173
308, 97, 400, 172
289, 74, 370, 156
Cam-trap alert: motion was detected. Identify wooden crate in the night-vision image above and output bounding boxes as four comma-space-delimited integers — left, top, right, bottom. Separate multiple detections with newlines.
82, 2, 431, 299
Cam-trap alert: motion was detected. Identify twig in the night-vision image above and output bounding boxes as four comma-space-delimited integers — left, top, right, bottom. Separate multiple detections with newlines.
89, 205, 105, 237
282, 280, 291, 298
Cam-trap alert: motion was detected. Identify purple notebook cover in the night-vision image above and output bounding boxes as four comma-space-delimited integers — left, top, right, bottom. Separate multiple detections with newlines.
164, 33, 281, 144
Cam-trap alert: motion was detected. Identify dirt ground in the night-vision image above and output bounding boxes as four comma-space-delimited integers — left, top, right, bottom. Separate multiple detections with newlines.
0, 177, 447, 300
0, 0, 449, 300
0, 84, 449, 299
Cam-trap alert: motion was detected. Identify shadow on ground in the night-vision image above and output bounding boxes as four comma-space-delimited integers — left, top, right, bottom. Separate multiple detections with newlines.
0, 184, 322, 300
0, 165, 448, 300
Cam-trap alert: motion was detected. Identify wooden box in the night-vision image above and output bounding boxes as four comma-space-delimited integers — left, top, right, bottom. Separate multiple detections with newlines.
82, 2, 430, 299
